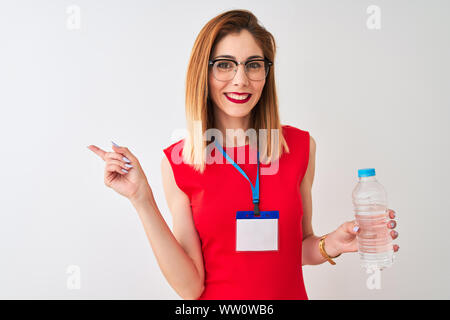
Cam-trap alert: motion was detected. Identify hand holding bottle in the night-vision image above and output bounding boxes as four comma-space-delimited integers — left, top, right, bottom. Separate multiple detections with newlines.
324, 209, 399, 257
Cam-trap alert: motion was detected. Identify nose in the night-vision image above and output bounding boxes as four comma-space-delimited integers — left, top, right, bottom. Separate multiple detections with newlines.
232, 63, 250, 86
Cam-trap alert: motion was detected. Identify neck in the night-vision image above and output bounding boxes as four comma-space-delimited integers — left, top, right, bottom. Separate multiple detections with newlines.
213, 107, 252, 147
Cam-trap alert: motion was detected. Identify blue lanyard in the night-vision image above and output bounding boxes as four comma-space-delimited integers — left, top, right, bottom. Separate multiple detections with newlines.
214, 139, 261, 216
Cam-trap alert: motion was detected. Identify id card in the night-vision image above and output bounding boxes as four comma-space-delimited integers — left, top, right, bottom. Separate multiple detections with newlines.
236, 211, 279, 252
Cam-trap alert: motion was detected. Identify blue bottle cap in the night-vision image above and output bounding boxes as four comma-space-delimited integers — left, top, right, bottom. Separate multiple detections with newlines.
358, 168, 376, 177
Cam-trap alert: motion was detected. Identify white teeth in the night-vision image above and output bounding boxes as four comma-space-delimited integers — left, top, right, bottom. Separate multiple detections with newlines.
225, 93, 250, 100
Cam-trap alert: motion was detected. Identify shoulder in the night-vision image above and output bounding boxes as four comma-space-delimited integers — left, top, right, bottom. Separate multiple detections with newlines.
161, 138, 190, 193
162, 138, 186, 164
163, 138, 185, 154
281, 124, 314, 147
282, 124, 309, 138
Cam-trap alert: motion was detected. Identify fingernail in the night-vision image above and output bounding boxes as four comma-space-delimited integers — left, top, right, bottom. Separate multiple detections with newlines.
121, 169, 128, 173
124, 163, 133, 168
111, 141, 120, 148
390, 222, 395, 227
353, 226, 359, 232
123, 156, 131, 163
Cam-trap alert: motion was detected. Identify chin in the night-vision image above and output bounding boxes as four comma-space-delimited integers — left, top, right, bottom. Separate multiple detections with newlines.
222, 108, 252, 119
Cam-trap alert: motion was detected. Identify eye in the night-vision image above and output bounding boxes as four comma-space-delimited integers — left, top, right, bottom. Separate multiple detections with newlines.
217, 61, 234, 69
247, 61, 263, 69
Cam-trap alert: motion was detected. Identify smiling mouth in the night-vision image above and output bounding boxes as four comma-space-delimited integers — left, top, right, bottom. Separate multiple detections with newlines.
224, 93, 252, 103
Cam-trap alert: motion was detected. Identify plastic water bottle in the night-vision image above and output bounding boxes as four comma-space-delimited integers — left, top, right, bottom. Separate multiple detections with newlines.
352, 168, 393, 270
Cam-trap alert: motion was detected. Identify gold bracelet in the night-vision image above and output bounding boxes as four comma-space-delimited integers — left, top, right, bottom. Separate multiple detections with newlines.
319, 236, 341, 265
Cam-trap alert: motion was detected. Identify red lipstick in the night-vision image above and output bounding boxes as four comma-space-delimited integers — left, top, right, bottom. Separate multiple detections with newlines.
224, 93, 252, 104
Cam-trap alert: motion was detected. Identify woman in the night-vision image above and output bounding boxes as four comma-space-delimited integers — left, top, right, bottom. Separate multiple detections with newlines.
88, 9, 399, 300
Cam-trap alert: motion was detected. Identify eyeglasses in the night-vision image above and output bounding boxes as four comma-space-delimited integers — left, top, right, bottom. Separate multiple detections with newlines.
208, 58, 273, 81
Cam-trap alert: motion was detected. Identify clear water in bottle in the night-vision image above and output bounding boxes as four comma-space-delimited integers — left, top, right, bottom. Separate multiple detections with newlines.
352, 168, 394, 270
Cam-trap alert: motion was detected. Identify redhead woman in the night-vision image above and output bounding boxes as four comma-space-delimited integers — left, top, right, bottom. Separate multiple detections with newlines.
88, 9, 399, 300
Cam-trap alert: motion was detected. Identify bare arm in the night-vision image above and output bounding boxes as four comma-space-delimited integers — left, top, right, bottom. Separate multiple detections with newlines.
87, 143, 204, 299
301, 135, 340, 266
129, 156, 205, 299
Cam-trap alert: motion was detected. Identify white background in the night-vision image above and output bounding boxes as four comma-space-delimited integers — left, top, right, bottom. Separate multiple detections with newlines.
1, 0, 449, 299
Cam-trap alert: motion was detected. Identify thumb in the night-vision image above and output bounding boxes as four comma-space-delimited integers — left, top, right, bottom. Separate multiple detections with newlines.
344, 220, 360, 235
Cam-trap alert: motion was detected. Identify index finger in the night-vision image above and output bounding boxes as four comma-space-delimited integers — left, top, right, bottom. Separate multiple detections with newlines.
87, 145, 107, 161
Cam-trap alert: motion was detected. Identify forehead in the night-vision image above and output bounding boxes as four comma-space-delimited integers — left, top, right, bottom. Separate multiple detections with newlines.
212, 29, 264, 60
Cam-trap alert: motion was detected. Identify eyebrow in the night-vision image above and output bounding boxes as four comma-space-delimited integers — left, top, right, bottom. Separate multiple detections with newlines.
213, 55, 264, 60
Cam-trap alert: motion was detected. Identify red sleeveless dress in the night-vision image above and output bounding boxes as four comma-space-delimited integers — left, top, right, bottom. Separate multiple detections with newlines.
162, 125, 310, 300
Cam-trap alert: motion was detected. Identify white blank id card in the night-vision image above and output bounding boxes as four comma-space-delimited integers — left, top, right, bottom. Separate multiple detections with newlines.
235, 211, 279, 252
